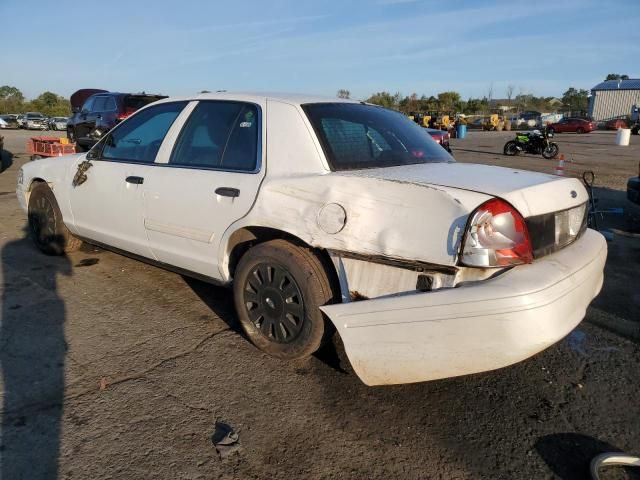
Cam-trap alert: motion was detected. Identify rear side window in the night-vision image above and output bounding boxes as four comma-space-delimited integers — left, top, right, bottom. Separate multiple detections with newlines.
92, 96, 108, 112
303, 103, 452, 171
100, 102, 187, 163
169, 101, 259, 171
105, 96, 117, 111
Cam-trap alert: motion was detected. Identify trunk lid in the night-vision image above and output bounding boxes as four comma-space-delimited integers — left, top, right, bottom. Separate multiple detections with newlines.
336, 162, 588, 217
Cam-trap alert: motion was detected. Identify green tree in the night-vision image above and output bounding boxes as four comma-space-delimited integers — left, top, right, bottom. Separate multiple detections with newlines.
27, 91, 71, 116
436, 91, 462, 112
605, 73, 630, 81
0, 85, 25, 114
561, 87, 589, 112
365, 91, 402, 109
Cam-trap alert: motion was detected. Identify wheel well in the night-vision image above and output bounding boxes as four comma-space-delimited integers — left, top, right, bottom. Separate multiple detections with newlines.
226, 226, 340, 295
29, 178, 47, 190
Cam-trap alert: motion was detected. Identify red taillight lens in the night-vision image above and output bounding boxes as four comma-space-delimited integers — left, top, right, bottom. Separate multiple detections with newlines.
116, 108, 136, 121
460, 198, 533, 267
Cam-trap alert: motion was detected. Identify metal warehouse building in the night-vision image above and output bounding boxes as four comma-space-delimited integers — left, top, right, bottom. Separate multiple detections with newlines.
588, 79, 640, 121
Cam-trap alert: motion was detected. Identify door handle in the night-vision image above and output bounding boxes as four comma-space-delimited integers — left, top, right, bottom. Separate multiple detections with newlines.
215, 187, 240, 198
126, 176, 144, 184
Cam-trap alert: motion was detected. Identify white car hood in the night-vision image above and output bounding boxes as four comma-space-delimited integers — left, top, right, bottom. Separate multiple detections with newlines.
337, 162, 589, 217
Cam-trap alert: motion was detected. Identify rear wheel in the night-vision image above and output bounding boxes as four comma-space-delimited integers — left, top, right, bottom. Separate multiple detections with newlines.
28, 183, 82, 255
233, 239, 337, 360
503, 140, 519, 156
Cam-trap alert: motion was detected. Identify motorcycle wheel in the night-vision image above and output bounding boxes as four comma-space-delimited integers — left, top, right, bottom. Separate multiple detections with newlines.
542, 143, 559, 159
504, 141, 519, 156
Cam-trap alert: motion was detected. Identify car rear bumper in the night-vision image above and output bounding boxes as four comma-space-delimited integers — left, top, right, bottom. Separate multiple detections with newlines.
321, 228, 607, 386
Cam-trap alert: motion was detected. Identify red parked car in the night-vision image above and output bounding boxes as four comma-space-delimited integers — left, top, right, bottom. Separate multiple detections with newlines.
425, 128, 452, 152
548, 117, 595, 134
604, 118, 629, 130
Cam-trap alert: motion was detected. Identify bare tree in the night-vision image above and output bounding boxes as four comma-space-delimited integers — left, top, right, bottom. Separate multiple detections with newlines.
487, 82, 494, 103
337, 89, 351, 99
506, 84, 514, 102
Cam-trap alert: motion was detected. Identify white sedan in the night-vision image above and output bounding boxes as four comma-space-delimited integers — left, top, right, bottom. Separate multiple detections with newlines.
16, 92, 606, 386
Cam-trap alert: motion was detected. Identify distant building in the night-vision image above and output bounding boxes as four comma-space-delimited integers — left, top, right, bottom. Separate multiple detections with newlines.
588, 79, 640, 121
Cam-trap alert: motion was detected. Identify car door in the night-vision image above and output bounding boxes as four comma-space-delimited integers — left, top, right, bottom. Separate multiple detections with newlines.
144, 100, 265, 280
67, 101, 188, 258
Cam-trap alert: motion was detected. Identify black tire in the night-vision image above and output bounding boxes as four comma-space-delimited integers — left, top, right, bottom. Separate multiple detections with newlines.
576, 127, 585, 134
28, 183, 82, 255
233, 239, 337, 360
504, 140, 519, 156
542, 142, 559, 159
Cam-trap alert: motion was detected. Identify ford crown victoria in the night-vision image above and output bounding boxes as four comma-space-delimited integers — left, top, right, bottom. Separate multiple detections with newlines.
16, 93, 607, 385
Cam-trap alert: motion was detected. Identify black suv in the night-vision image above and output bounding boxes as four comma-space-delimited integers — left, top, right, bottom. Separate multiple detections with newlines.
67, 90, 166, 151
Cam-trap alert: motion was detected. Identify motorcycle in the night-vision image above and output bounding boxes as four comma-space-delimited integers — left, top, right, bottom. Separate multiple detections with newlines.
503, 128, 559, 159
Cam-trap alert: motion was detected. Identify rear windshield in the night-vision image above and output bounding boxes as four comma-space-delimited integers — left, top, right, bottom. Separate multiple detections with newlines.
302, 103, 452, 171
124, 94, 167, 111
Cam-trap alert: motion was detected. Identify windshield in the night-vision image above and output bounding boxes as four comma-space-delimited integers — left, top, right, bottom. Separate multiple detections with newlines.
302, 103, 452, 171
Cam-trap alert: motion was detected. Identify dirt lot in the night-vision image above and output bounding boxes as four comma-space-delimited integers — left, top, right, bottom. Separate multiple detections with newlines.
0, 128, 639, 479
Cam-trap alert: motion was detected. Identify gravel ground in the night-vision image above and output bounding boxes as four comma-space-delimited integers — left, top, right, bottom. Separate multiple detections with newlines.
0, 128, 639, 479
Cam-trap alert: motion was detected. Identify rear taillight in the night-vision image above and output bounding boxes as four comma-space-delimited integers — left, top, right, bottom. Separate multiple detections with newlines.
460, 198, 533, 267
116, 108, 136, 121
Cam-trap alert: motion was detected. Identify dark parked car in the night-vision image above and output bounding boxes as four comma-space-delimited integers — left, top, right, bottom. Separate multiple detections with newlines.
67, 90, 167, 151
0, 114, 20, 129
548, 117, 595, 134
604, 118, 629, 130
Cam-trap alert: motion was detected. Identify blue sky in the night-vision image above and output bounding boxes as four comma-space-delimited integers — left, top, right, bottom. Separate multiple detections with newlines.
1, 0, 638, 101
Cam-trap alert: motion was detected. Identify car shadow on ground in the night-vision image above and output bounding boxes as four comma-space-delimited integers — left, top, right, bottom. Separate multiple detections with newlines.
0, 232, 71, 479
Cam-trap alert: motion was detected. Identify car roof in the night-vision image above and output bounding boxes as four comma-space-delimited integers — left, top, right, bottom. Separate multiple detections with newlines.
153, 91, 360, 106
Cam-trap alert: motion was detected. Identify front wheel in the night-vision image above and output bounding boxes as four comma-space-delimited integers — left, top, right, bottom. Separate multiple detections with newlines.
233, 239, 337, 360
504, 140, 519, 156
542, 142, 559, 159
28, 183, 82, 255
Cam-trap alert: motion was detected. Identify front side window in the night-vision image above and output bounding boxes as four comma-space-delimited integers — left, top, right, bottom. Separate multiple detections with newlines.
81, 97, 95, 113
169, 101, 259, 171
303, 103, 452, 171
99, 102, 187, 163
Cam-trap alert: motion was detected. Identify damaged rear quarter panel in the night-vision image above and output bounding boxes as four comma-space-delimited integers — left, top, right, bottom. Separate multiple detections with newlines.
236, 173, 478, 267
